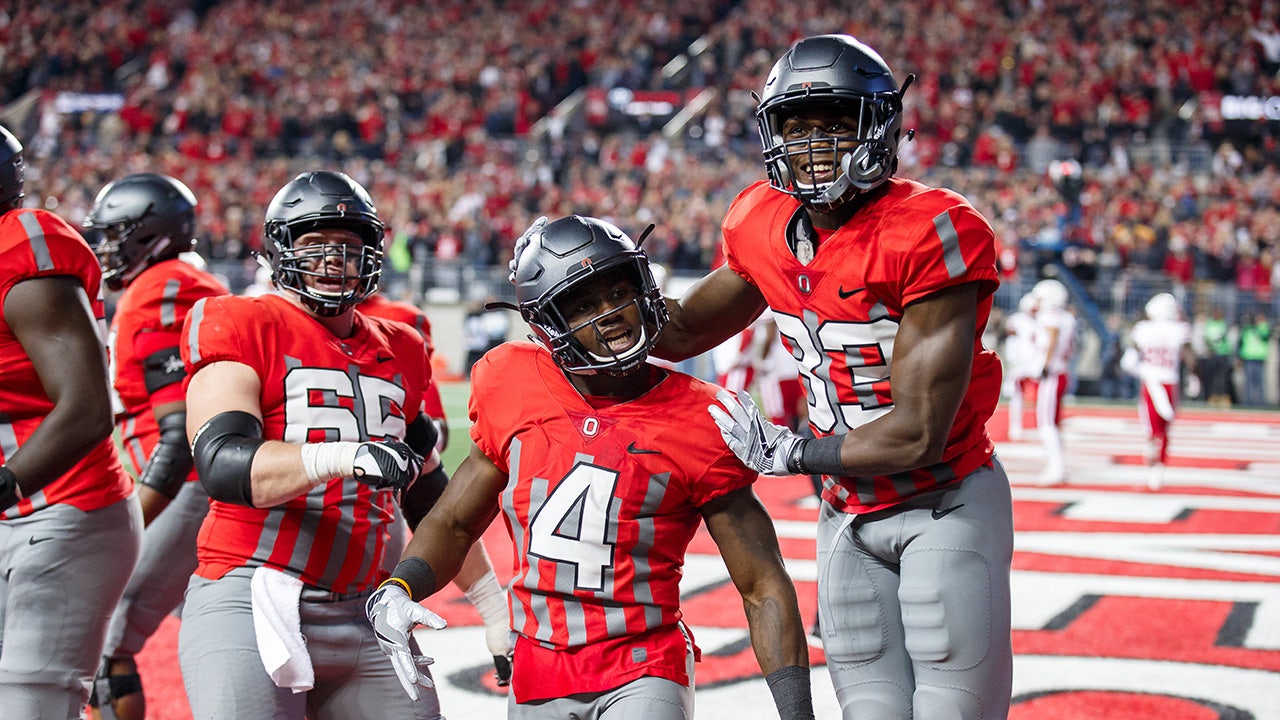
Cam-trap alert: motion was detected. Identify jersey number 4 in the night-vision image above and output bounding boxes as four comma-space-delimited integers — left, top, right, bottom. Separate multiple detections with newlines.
527, 463, 619, 593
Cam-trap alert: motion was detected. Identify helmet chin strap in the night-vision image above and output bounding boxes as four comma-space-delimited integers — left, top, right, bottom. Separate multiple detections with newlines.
813, 146, 885, 206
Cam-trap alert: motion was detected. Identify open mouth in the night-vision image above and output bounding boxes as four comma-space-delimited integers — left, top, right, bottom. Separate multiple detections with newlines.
601, 328, 636, 354
800, 157, 837, 184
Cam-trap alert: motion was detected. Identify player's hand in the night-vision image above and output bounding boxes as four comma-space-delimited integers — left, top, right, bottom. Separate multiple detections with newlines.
708, 389, 803, 476
352, 441, 424, 491
366, 584, 448, 702
492, 652, 513, 687
508, 215, 547, 282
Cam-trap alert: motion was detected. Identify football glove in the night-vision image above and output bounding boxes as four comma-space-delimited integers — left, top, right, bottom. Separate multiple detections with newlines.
366, 583, 448, 702
352, 441, 424, 491
708, 389, 803, 477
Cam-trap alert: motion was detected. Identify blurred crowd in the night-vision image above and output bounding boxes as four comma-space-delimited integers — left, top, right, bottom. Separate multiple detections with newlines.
3, 0, 1280, 309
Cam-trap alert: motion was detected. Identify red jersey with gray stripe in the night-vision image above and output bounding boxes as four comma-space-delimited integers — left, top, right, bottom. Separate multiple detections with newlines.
181, 293, 428, 592
0, 208, 132, 517
723, 179, 1001, 514
110, 258, 229, 476
358, 293, 446, 422
469, 342, 754, 701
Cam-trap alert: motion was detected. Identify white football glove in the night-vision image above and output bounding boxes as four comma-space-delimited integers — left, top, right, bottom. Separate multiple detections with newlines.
366, 583, 448, 701
508, 215, 547, 282
708, 389, 803, 477
352, 441, 424, 491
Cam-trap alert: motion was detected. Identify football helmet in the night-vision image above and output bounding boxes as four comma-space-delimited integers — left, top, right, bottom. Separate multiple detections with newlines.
262, 171, 385, 317
82, 173, 199, 291
510, 215, 667, 376
0, 124, 25, 212
756, 34, 914, 211
1032, 279, 1069, 310
1145, 293, 1181, 322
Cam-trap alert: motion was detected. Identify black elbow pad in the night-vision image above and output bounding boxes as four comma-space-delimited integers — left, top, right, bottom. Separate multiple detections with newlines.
191, 411, 264, 507
403, 414, 439, 457
138, 411, 195, 499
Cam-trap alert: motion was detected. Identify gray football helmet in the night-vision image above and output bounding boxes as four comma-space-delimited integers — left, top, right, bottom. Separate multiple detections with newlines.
0, 124, 25, 212
509, 215, 667, 376
756, 34, 914, 211
262, 171, 385, 317
82, 173, 199, 290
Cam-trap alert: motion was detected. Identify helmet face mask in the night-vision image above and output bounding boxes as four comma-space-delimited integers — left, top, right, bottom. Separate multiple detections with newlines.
756, 34, 910, 212
82, 173, 198, 291
511, 216, 667, 376
262, 171, 385, 317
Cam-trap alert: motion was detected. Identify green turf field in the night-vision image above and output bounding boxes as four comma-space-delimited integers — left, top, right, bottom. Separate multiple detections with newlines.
438, 381, 473, 471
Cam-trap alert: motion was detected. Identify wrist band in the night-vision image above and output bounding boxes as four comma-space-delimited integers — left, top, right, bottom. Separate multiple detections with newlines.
765, 665, 815, 720
792, 434, 846, 476
385, 557, 439, 602
300, 442, 360, 485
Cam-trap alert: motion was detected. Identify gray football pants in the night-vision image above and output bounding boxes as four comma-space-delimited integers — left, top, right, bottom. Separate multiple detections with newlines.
816, 458, 1014, 720
102, 480, 209, 658
0, 496, 143, 719
178, 566, 442, 720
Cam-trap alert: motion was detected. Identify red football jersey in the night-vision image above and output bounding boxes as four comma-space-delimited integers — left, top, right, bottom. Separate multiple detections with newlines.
0, 209, 132, 517
470, 342, 755, 702
110, 257, 229, 477
359, 293, 446, 421
723, 179, 1002, 514
181, 293, 429, 592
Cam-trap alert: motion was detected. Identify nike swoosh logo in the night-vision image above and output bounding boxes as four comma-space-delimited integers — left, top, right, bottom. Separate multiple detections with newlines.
28, 536, 54, 545
626, 441, 661, 455
376, 354, 395, 363
931, 503, 965, 520
838, 286, 866, 299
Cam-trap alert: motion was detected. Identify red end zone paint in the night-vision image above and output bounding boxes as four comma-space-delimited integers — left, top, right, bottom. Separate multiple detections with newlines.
1011, 691, 1222, 720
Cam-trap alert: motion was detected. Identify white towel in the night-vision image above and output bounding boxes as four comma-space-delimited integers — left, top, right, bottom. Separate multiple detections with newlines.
250, 566, 314, 693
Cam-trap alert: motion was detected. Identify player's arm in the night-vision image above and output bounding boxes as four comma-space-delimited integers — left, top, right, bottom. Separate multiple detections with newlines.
367, 442, 507, 700
1039, 322, 1060, 379
823, 281, 981, 476
2, 276, 114, 503
390, 442, 506, 597
702, 486, 814, 720
137, 399, 189, 525
653, 264, 767, 362
712, 283, 980, 479
186, 360, 424, 508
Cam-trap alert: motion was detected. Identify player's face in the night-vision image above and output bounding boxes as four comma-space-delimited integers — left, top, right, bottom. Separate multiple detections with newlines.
781, 109, 862, 188
292, 228, 365, 297
555, 269, 644, 358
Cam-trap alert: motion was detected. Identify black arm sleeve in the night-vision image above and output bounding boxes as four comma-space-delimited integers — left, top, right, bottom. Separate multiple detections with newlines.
399, 464, 448, 529
403, 414, 439, 457
191, 411, 264, 507
138, 411, 194, 499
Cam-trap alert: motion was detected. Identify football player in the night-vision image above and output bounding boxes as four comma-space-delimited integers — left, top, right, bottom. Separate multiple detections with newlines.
177, 171, 446, 719
0, 123, 142, 718
81, 173, 231, 720
1030, 278, 1077, 485
651, 35, 1015, 719
367, 215, 814, 719
1123, 293, 1196, 490
1001, 292, 1039, 441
